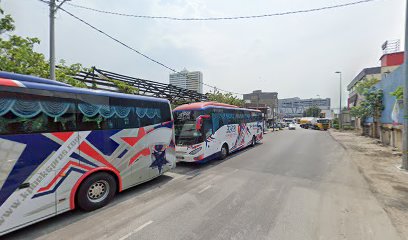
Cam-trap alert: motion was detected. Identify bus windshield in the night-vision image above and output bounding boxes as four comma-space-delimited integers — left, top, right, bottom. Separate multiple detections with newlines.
174, 110, 211, 146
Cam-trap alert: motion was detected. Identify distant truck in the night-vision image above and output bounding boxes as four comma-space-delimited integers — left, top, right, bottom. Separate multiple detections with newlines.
315, 118, 331, 130
300, 117, 330, 130
299, 117, 317, 129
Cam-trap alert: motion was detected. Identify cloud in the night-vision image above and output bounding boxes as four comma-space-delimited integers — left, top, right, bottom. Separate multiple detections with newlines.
2, 0, 405, 108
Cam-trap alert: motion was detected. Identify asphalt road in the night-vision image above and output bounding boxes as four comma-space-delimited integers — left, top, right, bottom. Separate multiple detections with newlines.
4, 127, 402, 240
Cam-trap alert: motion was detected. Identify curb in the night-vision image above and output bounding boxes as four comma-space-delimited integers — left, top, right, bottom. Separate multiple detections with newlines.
327, 129, 347, 150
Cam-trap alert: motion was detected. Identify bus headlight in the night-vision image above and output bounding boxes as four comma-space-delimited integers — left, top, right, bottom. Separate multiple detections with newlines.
189, 147, 202, 155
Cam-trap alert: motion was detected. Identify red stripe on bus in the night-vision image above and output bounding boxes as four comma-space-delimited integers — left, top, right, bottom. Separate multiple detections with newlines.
78, 141, 118, 172
0, 78, 19, 87
121, 128, 146, 146
38, 161, 93, 192
52, 132, 74, 142
128, 148, 151, 166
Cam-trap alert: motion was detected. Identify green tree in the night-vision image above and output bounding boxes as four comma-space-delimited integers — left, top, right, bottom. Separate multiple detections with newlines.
0, 6, 137, 94
390, 86, 403, 100
303, 106, 321, 117
355, 77, 380, 94
0, 7, 14, 33
0, 6, 86, 86
350, 77, 383, 137
350, 86, 383, 137
206, 91, 245, 107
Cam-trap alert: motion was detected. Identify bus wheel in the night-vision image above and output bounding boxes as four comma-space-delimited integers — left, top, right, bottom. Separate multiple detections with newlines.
220, 144, 229, 160
251, 136, 256, 147
77, 172, 117, 211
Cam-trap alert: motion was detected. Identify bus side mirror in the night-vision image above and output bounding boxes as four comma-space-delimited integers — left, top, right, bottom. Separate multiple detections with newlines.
195, 115, 210, 131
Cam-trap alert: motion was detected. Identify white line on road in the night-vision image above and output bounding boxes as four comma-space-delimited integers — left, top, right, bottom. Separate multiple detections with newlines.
198, 185, 212, 194
118, 220, 153, 240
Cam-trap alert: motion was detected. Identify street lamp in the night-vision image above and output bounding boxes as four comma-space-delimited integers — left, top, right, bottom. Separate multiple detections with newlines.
335, 71, 342, 129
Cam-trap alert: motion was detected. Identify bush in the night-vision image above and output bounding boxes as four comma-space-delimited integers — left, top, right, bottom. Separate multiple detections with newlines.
343, 125, 354, 131
332, 124, 339, 129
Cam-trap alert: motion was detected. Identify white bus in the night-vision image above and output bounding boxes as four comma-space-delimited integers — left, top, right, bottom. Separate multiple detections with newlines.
174, 102, 263, 162
0, 71, 175, 236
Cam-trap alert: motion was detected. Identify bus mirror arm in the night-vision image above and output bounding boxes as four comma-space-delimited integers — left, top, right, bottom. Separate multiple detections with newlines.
195, 115, 211, 131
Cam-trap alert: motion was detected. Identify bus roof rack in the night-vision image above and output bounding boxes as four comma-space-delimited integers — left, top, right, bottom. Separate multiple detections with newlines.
0, 71, 72, 87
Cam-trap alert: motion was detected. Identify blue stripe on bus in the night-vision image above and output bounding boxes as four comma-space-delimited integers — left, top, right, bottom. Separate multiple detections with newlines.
32, 167, 87, 199
117, 149, 128, 158
0, 71, 170, 104
17, 81, 170, 103
85, 130, 120, 156
0, 71, 71, 87
0, 134, 61, 207
69, 152, 98, 168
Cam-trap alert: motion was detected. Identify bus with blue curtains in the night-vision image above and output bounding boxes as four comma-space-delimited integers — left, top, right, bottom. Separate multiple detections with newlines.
0, 71, 175, 236
173, 102, 263, 162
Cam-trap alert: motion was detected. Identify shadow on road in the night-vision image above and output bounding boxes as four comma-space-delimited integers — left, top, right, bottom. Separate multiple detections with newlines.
172, 143, 264, 177
3, 174, 174, 240
3, 143, 262, 239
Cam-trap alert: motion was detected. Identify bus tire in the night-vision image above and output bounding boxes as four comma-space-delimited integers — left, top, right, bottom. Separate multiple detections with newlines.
220, 144, 229, 160
251, 136, 256, 147
77, 172, 117, 212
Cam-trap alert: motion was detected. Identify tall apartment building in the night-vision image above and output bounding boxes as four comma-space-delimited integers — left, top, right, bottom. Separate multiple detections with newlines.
169, 69, 203, 94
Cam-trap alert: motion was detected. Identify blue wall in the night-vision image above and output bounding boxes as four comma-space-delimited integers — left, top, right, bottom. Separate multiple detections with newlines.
375, 66, 403, 124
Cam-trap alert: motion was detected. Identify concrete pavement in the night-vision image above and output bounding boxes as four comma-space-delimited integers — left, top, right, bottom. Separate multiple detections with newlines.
4, 128, 402, 240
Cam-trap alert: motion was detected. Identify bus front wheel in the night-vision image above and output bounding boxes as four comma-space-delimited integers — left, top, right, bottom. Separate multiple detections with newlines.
77, 172, 117, 211
220, 144, 229, 160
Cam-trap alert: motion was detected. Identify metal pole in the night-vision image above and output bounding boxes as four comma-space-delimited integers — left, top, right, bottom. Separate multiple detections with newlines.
340, 72, 342, 130
49, 0, 56, 80
402, 0, 408, 170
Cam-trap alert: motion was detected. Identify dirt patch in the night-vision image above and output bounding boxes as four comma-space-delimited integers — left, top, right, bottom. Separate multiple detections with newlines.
393, 185, 408, 194
329, 129, 408, 239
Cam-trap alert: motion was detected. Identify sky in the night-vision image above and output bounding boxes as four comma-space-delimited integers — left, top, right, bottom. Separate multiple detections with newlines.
2, 0, 406, 109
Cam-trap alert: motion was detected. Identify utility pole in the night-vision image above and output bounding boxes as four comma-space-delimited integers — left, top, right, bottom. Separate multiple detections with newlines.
48, 0, 69, 80
49, 0, 56, 80
402, 0, 408, 170
335, 71, 342, 130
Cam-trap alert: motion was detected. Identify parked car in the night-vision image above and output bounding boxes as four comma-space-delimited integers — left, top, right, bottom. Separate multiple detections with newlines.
288, 123, 296, 130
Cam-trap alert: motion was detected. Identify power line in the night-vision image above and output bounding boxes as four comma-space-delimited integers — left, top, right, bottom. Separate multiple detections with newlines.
37, 1, 242, 95
65, 0, 378, 21
58, 8, 179, 73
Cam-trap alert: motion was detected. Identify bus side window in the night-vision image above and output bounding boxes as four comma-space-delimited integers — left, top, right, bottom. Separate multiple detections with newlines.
77, 95, 110, 131
0, 91, 77, 135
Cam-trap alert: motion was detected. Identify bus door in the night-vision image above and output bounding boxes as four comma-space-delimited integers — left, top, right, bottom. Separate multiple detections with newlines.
50, 92, 81, 213
201, 116, 213, 153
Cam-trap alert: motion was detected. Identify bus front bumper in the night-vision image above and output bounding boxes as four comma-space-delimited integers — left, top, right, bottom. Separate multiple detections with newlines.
175, 145, 204, 162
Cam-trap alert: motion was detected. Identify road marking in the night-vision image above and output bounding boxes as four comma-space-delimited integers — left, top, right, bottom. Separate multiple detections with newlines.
198, 185, 212, 194
118, 220, 153, 240
232, 169, 239, 173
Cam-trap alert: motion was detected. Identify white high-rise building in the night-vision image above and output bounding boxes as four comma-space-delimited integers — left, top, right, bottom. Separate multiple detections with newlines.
169, 69, 203, 94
